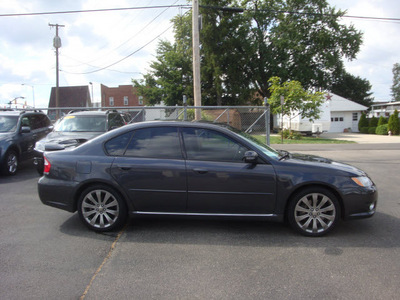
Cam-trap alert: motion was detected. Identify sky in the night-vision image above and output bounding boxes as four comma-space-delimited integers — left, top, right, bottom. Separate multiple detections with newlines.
0, 0, 399, 109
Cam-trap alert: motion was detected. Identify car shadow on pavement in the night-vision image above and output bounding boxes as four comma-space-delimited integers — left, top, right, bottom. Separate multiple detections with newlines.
59, 211, 399, 250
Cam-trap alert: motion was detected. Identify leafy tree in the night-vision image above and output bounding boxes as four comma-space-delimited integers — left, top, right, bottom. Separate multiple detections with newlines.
388, 109, 399, 135
134, 0, 363, 105
358, 112, 368, 131
132, 15, 193, 106
391, 63, 400, 101
268, 76, 324, 130
331, 72, 373, 107
241, 0, 363, 98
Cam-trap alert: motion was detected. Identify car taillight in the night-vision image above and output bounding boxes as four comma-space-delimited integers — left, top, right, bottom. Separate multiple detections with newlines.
43, 156, 51, 174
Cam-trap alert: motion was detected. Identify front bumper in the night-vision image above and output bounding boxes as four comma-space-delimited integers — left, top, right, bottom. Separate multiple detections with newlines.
342, 186, 378, 220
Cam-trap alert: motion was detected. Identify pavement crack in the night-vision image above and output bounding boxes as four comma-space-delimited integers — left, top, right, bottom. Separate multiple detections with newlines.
80, 224, 127, 299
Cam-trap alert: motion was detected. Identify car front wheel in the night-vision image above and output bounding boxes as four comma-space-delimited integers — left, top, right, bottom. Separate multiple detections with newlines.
78, 185, 127, 232
2, 150, 18, 176
288, 187, 340, 237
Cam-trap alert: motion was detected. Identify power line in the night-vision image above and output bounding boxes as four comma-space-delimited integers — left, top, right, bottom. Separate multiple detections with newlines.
1, 5, 400, 23
0, 5, 190, 17
61, 24, 174, 75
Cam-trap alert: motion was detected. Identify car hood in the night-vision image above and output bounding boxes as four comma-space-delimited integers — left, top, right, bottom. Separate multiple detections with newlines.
38, 131, 103, 150
286, 152, 365, 176
0, 132, 13, 141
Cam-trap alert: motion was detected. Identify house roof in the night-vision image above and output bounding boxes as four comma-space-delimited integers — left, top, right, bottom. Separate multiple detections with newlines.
328, 93, 368, 112
48, 86, 91, 108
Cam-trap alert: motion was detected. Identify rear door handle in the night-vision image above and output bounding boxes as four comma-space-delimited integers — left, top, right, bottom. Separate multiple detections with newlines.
117, 165, 132, 171
193, 168, 208, 174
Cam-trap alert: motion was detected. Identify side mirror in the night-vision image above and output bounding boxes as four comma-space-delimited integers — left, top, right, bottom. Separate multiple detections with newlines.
244, 150, 258, 164
45, 143, 65, 151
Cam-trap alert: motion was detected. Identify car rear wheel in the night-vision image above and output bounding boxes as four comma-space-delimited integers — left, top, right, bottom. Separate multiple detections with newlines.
2, 150, 18, 176
78, 185, 127, 232
288, 187, 340, 237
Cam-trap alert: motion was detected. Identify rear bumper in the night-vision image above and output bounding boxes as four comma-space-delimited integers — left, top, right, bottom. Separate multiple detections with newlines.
38, 176, 78, 213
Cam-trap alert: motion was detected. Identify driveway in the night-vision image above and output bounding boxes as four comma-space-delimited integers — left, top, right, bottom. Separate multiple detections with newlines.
319, 132, 400, 144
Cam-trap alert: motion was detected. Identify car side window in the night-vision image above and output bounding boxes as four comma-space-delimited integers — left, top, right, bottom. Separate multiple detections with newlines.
182, 127, 249, 162
20, 117, 30, 128
124, 127, 182, 159
108, 113, 125, 130
105, 132, 132, 156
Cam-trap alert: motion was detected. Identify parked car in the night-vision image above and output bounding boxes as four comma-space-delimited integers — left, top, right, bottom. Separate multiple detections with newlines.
0, 109, 52, 175
34, 110, 126, 175
38, 121, 377, 236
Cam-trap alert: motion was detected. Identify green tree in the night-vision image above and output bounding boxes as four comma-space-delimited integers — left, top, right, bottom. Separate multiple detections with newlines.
241, 0, 363, 97
369, 116, 378, 127
135, 0, 363, 105
358, 112, 368, 131
331, 72, 373, 107
391, 63, 400, 101
377, 116, 387, 126
268, 76, 324, 130
133, 15, 193, 106
388, 109, 399, 135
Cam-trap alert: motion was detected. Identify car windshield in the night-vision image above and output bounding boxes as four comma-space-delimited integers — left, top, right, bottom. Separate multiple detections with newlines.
54, 115, 106, 132
0, 116, 18, 132
236, 131, 280, 159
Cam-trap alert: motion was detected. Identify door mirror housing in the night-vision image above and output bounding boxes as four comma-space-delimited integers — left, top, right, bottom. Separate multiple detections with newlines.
244, 151, 258, 163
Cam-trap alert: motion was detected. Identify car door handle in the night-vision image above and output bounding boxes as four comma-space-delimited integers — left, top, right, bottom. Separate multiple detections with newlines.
117, 165, 132, 171
193, 168, 208, 174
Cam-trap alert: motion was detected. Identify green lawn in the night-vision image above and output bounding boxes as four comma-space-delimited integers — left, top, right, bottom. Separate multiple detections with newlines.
253, 135, 356, 144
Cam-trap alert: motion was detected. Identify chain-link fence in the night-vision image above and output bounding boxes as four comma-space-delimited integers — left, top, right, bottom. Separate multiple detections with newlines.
44, 105, 271, 144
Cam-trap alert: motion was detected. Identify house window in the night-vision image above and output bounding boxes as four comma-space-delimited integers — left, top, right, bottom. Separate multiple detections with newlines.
109, 97, 114, 106
138, 96, 144, 105
352, 113, 358, 121
339, 117, 344, 122
124, 96, 129, 106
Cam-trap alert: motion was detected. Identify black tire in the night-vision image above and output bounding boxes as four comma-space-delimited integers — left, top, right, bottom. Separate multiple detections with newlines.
288, 187, 340, 237
78, 185, 128, 232
2, 150, 18, 176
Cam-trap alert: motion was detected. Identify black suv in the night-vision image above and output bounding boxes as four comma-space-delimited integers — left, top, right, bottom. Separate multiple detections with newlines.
34, 110, 125, 175
0, 109, 53, 175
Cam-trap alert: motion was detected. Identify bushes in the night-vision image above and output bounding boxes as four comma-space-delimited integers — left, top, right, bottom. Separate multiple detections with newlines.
280, 129, 302, 140
376, 124, 388, 135
368, 127, 376, 134
369, 116, 378, 127
360, 127, 369, 134
377, 116, 388, 126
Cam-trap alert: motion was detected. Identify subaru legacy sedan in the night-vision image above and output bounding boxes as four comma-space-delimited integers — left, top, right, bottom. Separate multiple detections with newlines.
38, 121, 377, 236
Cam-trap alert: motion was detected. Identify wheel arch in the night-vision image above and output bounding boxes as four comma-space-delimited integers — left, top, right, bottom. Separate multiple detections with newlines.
72, 179, 130, 212
284, 183, 345, 222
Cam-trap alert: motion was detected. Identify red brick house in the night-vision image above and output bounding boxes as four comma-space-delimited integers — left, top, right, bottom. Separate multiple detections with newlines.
100, 84, 144, 108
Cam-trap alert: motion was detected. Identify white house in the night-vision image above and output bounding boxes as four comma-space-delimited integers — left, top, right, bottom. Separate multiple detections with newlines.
329, 93, 368, 133
275, 93, 368, 133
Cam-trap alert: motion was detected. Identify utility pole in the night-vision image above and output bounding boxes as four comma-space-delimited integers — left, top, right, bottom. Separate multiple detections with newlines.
49, 23, 64, 120
192, 0, 201, 120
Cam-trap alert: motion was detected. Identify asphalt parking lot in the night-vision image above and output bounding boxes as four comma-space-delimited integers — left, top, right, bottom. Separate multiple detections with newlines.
1, 141, 400, 299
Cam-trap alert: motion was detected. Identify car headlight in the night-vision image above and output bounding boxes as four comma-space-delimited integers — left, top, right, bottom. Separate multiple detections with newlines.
351, 176, 373, 188
35, 141, 45, 152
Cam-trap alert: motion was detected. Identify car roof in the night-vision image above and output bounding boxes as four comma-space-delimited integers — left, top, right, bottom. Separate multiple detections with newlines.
0, 109, 45, 116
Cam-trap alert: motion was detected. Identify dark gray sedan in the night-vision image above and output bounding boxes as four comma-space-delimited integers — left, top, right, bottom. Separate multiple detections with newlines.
38, 121, 377, 236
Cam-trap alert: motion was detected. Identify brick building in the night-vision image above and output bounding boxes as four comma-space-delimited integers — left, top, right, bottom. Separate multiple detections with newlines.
100, 84, 144, 108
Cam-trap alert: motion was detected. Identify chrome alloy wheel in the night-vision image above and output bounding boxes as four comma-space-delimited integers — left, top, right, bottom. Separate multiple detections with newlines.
6, 151, 18, 175
293, 192, 337, 235
81, 189, 120, 229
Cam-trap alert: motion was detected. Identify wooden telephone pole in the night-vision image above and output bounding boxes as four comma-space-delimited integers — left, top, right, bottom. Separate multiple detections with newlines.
49, 23, 64, 120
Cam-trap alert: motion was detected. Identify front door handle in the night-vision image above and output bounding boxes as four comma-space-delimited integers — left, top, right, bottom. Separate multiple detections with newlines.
193, 168, 208, 174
